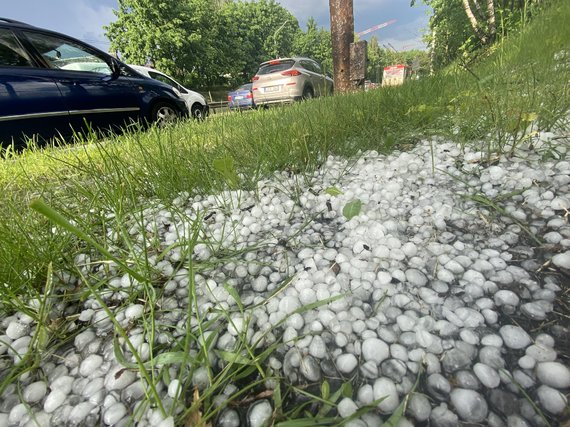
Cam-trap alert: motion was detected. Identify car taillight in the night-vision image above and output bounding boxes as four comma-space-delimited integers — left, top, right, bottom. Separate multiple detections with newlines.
252, 76, 259, 81
246, 93, 253, 99
281, 70, 301, 77
227, 96, 232, 101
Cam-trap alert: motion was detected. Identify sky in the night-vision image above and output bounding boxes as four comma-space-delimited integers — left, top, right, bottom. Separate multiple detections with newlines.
3, 0, 430, 52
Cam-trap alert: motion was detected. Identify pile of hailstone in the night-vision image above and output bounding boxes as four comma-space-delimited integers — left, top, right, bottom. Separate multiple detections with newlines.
1, 133, 570, 427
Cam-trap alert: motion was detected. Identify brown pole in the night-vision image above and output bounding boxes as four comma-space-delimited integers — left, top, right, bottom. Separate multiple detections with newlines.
329, 0, 354, 93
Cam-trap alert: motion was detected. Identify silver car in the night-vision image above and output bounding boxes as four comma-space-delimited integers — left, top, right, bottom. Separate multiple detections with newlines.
252, 57, 333, 106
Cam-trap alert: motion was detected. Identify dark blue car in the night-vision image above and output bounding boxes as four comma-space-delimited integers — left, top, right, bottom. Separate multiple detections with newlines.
227, 83, 255, 111
0, 18, 188, 148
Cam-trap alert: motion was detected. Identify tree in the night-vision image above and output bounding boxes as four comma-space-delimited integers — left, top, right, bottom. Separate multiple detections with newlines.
223, 0, 300, 81
292, 17, 333, 73
414, 0, 545, 70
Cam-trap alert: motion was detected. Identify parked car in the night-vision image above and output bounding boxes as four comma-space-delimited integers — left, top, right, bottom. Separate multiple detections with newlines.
227, 83, 254, 110
128, 64, 209, 120
251, 57, 333, 107
0, 18, 188, 147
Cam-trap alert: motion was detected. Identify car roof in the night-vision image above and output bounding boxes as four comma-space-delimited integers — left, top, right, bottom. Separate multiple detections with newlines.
0, 17, 36, 28
258, 57, 315, 67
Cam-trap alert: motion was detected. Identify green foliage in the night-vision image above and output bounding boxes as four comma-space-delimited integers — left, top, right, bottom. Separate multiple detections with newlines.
342, 200, 362, 220
106, 0, 301, 87
292, 17, 333, 74
416, 0, 551, 70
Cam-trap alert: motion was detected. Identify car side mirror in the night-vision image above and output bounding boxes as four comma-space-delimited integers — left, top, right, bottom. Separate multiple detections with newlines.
108, 58, 121, 80
178, 86, 188, 95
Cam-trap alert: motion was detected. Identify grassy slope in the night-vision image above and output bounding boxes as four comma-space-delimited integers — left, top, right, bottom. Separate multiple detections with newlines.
0, 2, 568, 422
1, 0, 569, 305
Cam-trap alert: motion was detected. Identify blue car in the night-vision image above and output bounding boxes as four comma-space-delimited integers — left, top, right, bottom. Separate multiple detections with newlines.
0, 18, 188, 148
227, 83, 255, 110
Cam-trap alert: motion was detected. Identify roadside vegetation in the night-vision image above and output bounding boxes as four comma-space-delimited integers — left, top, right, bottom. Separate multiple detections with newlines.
0, 0, 569, 424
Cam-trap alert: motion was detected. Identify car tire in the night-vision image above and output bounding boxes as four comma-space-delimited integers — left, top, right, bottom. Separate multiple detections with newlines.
151, 102, 179, 127
302, 86, 314, 100
191, 104, 207, 120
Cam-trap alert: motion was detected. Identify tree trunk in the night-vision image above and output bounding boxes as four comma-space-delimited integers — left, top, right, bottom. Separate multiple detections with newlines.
329, 0, 354, 93
462, 0, 488, 44
486, 0, 497, 42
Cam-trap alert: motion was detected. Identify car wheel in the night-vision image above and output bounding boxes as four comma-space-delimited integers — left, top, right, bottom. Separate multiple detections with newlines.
151, 102, 178, 127
191, 104, 207, 120
302, 86, 314, 100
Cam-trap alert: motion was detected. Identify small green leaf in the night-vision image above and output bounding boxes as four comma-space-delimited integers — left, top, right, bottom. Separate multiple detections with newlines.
217, 350, 256, 365
325, 187, 343, 196
522, 112, 538, 122
321, 380, 330, 400
213, 156, 240, 189
342, 199, 362, 220
341, 382, 353, 398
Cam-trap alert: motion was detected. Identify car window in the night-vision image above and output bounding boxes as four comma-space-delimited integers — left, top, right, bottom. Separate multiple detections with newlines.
257, 60, 295, 75
23, 31, 112, 75
148, 71, 181, 90
311, 61, 322, 74
239, 83, 252, 91
0, 28, 33, 67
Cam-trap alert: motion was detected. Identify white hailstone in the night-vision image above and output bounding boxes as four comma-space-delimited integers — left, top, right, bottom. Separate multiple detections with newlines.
463, 270, 486, 287
338, 398, 359, 418
335, 333, 349, 347
535, 334, 555, 348
455, 308, 484, 328
103, 402, 127, 425
286, 313, 304, 330
23, 381, 47, 404
252, 276, 268, 292
537, 385, 567, 414
408, 393, 431, 422
0, 335, 12, 355
228, 315, 248, 336
279, 296, 301, 314
396, 315, 415, 332
51, 375, 74, 395
373, 378, 399, 413
9, 404, 28, 425
248, 400, 272, 427
309, 336, 327, 359
526, 344, 557, 362
6, 321, 29, 340
494, 290, 520, 307
551, 197, 569, 210
362, 338, 389, 364
405, 269, 427, 287
518, 355, 536, 370
105, 365, 136, 391
337, 353, 358, 374
168, 379, 181, 399
450, 389, 488, 423
499, 325, 532, 350
282, 327, 297, 344
535, 362, 570, 389
125, 304, 144, 321
357, 384, 374, 406
521, 302, 547, 320
82, 378, 104, 398
79, 354, 103, 377
459, 329, 479, 346
416, 330, 434, 348
473, 363, 500, 388
44, 389, 67, 413
68, 402, 96, 425
158, 416, 175, 427
552, 251, 570, 269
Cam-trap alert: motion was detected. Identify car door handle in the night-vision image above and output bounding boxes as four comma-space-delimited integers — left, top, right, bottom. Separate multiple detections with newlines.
57, 80, 78, 86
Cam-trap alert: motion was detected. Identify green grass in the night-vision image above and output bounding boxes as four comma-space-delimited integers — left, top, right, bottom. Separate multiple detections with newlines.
0, 1, 569, 425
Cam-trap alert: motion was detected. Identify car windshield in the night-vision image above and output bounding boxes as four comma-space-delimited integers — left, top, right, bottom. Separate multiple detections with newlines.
257, 60, 295, 75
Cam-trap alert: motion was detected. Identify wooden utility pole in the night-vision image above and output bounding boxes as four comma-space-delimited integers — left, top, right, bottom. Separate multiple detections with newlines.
329, 0, 354, 93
